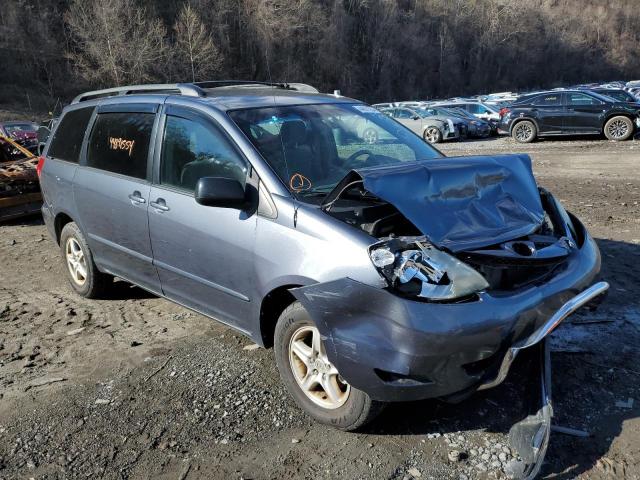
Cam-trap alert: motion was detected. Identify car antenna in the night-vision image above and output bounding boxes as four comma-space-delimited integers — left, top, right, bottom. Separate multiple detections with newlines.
266, 47, 299, 227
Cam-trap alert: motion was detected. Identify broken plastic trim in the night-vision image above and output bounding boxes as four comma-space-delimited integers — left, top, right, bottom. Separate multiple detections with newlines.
505, 338, 553, 480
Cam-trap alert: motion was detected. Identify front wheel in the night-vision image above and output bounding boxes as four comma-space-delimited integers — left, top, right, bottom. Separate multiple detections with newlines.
423, 126, 442, 144
604, 116, 634, 141
512, 120, 537, 143
274, 302, 384, 431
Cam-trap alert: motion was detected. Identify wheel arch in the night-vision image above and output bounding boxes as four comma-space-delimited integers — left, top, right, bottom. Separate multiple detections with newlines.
54, 211, 75, 245
509, 116, 540, 135
259, 284, 303, 348
603, 112, 636, 126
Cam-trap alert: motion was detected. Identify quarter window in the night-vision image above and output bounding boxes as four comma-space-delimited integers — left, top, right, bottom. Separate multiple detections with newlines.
532, 94, 561, 106
87, 112, 154, 179
160, 115, 247, 192
47, 107, 95, 163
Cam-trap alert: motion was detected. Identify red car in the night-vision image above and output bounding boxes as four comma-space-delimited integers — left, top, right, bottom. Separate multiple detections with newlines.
0, 121, 39, 153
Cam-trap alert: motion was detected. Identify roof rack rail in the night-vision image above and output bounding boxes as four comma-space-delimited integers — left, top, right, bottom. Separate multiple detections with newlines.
71, 83, 204, 104
71, 80, 320, 104
193, 80, 319, 93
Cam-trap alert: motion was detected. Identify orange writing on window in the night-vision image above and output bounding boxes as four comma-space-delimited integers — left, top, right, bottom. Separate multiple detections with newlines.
289, 173, 312, 192
109, 137, 135, 157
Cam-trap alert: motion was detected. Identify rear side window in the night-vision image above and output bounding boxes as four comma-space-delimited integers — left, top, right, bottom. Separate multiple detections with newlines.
87, 112, 155, 180
47, 107, 94, 163
532, 94, 561, 106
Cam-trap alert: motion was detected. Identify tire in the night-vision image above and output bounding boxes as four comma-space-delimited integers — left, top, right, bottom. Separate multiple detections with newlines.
60, 222, 112, 298
512, 120, 537, 143
274, 301, 384, 431
604, 116, 634, 141
362, 128, 378, 144
423, 126, 442, 144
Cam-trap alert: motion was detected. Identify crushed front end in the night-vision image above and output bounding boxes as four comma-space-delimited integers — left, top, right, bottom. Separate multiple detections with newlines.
292, 154, 608, 401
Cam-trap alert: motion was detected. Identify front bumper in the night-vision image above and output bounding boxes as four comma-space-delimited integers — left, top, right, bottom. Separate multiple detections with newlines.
292, 230, 605, 402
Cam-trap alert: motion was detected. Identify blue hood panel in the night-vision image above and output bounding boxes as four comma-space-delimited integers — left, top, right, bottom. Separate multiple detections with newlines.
354, 154, 545, 252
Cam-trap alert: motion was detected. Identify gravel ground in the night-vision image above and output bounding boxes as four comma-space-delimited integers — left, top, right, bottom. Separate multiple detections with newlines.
1, 135, 639, 479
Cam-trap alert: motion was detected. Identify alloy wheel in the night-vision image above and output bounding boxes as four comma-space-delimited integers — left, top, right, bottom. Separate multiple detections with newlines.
288, 325, 350, 409
363, 128, 378, 144
607, 119, 629, 139
65, 237, 88, 286
514, 123, 533, 142
425, 127, 440, 143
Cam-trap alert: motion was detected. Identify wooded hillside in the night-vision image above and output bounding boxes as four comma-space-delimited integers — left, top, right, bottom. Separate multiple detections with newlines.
1, 0, 639, 111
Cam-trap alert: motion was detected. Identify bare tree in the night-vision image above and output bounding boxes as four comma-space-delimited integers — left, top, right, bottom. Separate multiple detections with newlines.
172, 4, 223, 82
65, 0, 168, 86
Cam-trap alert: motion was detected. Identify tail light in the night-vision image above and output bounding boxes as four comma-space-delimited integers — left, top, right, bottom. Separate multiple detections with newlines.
499, 107, 510, 117
36, 155, 45, 178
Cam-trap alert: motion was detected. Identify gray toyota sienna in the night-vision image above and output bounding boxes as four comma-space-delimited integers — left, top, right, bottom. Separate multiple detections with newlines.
38, 82, 607, 462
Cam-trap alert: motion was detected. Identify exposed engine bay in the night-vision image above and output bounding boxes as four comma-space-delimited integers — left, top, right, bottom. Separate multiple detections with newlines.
319, 155, 582, 298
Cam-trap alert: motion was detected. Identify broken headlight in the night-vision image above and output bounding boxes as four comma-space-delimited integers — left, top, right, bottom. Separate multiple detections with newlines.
369, 238, 489, 300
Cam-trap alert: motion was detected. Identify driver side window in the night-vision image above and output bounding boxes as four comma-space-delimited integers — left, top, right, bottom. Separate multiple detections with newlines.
160, 115, 247, 192
395, 109, 413, 119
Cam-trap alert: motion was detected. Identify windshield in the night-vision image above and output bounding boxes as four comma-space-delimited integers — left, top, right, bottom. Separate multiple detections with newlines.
4, 123, 36, 135
596, 90, 635, 102
229, 103, 442, 197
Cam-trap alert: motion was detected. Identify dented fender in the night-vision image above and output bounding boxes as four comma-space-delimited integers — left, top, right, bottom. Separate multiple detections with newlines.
290, 226, 603, 402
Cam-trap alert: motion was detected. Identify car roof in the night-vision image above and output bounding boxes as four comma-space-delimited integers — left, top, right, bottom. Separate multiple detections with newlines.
199, 87, 360, 110
70, 83, 361, 112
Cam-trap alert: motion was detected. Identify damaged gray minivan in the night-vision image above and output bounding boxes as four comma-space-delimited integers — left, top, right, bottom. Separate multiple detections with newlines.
39, 82, 607, 474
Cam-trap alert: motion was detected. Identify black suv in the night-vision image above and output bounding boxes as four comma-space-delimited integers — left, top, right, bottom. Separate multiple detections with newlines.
499, 90, 640, 143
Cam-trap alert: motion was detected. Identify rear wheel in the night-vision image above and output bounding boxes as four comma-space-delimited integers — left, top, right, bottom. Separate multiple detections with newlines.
604, 116, 633, 141
60, 222, 112, 298
423, 126, 442, 144
274, 301, 384, 430
512, 120, 537, 143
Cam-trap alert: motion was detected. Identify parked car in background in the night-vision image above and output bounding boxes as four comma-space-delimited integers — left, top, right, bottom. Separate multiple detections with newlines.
381, 107, 460, 143
430, 101, 501, 134
0, 121, 39, 153
420, 106, 491, 138
499, 90, 640, 143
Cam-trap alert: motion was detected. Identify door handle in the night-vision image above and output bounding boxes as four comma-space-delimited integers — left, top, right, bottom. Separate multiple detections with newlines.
150, 198, 170, 212
128, 191, 146, 205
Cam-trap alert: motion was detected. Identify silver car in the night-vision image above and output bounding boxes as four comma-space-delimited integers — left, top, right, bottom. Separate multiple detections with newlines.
381, 107, 460, 143
38, 82, 607, 472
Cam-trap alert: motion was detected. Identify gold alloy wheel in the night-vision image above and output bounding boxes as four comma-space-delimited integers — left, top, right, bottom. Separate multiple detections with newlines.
288, 325, 350, 409
65, 237, 88, 286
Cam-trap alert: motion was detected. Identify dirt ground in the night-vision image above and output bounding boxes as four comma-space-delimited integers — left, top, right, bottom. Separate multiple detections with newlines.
1, 136, 639, 480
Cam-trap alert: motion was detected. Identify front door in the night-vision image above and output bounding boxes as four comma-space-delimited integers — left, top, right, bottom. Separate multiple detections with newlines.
148, 105, 256, 332
73, 104, 162, 293
563, 92, 606, 133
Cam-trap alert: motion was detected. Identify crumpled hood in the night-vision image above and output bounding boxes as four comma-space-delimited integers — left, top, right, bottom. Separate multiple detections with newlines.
330, 154, 545, 252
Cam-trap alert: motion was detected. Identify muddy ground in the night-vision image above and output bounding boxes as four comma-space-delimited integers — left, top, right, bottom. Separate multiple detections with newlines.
1, 136, 639, 480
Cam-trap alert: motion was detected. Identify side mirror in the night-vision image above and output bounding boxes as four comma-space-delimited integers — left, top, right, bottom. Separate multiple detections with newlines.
195, 177, 247, 209
412, 115, 420, 120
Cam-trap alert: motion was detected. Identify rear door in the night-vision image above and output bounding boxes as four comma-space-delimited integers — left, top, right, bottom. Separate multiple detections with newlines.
73, 103, 162, 293
529, 93, 565, 133
563, 92, 606, 132
148, 105, 255, 331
